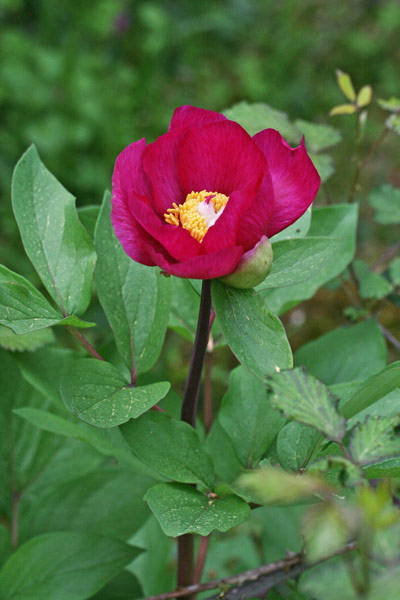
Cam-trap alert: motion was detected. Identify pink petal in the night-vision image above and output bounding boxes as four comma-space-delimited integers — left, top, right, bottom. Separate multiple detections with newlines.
253, 129, 320, 238
236, 168, 275, 251
112, 138, 152, 199
142, 127, 186, 216
178, 120, 267, 197
169, 105, 227, 130
158, 245, 244, 279
130, 192, 201, 262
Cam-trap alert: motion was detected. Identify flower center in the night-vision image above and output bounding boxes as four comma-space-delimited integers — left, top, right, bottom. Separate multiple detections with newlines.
164, 190, 229, 243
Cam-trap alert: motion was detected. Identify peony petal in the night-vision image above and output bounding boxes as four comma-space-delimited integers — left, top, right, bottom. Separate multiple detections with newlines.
169, 105, 227, 130
131, 192, 201, 262
158, 245, 244, 279
236, 168, 275, 251
253, 129, 320, 238
178, 120, 267, 197
142, 127, 186, 216
112, 138, 152, 199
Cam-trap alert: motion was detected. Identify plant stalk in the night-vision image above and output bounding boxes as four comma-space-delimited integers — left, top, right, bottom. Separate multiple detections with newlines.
178, 279, 212, 590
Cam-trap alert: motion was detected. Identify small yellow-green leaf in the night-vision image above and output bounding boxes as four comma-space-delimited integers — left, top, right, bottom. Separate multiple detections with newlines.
378, 96, 400, 113
329, 104, 356, 116
357, 85, 372, 107
386, 114, 400, 136
335, 70, 356, 101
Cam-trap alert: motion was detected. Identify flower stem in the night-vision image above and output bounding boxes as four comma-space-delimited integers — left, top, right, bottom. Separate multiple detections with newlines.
178, 279, 212, 591
66, 326, 104, 361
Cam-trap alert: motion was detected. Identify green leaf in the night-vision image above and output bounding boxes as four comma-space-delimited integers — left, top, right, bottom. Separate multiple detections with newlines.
92, 570, 143, 600
308, 153, 335, 182
295, 319, 387, 385
353, 259, 393, 299
378, 96, 400, 113
261, 204, 358, 315
78, 205, 101, 240
258, 237, 339, 290
340, 362, 400, 419
169, 277, 199, 341
271, 207, 311, 242
212, 282, 292, 381
12, 145, 96, 316
220, 366, 285, 468
0, 325, 54, 352
145, 483, 250, 536
329, 103, 356, 116
357, 85, 372, 107
335, 70, 356, 101
205, 419, 242, 483
61, 358, 170, 428
224, 101, 299, 142
294, 120, 342, 152
236, 465, 328, 505
0, 532, 140, 600
364, 457, 400, 479
268, 368, 346, 442
14, 407, 162, 479
94, 192, 171, 375
302, 503, 354, 562
368, 185, 400, 225
122, 412, 215, 489
349, 416, 400, 466
277, 422, 320, 472
389, 258, 400, 285
0, 265, 66, 333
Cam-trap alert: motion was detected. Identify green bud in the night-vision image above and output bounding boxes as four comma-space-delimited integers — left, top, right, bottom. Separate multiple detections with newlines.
220, 236, 273, 289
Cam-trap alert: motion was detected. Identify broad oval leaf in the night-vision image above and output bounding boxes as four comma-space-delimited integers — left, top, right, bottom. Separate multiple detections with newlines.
220, 366, 285, 468
12, 146, 96, 316
258, 237, 339, 290
61, 359, 170, 428
94, 192, 172, 375
145, 482, 250, 536
0, 532, 140, 600
121, 412, 215, 489
268, 368, 346, 442
212, 282, 292, 381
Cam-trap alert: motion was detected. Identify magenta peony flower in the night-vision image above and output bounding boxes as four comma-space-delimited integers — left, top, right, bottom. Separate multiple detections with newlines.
111, 106, 320, 281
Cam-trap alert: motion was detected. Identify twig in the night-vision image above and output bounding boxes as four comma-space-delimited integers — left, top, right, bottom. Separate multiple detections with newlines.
66, 326, 104, 361
359, 127, 389, 171
371, 240, 400, 271
378, 323, 400, 351
142, 543, 357, 600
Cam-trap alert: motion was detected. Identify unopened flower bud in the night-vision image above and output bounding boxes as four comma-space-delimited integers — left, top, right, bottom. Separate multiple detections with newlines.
219, 236, 273, 289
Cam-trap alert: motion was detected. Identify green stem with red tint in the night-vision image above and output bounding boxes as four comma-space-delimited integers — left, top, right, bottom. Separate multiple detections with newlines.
178, 279, 212, 590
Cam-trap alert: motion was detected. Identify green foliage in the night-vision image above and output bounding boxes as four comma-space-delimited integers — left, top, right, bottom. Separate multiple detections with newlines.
368, 185, 400, 225
145, 483, 250, 536
12, 146, 96, 316
212, 281, 293, 380
0, 325, 54, 352
353, 259, 393, 300
349, 416, 400, 466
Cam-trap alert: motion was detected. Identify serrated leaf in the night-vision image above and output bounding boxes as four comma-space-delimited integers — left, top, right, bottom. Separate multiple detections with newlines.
0, 532, 140, 600
0, 265, 67, 333
0, 324, 54, 352
378, 96, 400, 113
295, 120, 342, 152
268, 368, 346, 442
329, 103, 356, 116
335, 70, 356, 101
357, 85, 372, 107
121, 412, 215, 489
349, 416, 400, 466
220, 366, 285, 468
258, 237, 339, 290
368, 185, 400, 225
390, 258, 400, 285
353, 259, 393, 300
212, 282, 292, 381
11, 145, 96, 316
224, 101, 299, 142
145, 483, 250, 536
61, 359, 170, 428
236, 465, 328, 505
386, 114, 400, 135
94, 192, 171, 375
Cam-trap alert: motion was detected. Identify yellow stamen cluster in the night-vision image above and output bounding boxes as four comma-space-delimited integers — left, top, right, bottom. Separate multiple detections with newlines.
164, 190, 229, 243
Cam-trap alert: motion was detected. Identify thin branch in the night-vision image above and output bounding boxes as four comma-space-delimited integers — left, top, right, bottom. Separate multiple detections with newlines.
378, 323, 400, 351
360, 127, 389, 171
371, 240, 400, 271
66, 326, 105, 361
142, 543, 357, 600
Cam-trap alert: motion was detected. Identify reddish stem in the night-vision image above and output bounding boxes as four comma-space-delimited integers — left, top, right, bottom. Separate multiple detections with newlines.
193, 536, 210, 585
